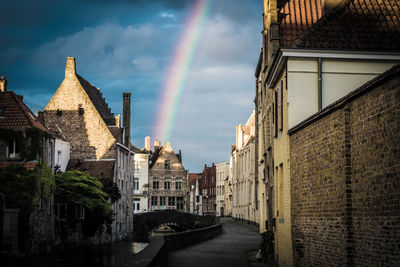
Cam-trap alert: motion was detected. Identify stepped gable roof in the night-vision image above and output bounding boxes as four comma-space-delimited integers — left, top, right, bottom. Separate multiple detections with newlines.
67, 159, 115, 181
280, 0, 400, 51
0, 91, 49, 132
76, 74, 115, 126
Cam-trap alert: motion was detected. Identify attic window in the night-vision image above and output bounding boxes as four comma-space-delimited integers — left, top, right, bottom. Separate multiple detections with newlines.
0, 107, 4, 117
78, 104, 84, 115
57, 109, 62, 116
164, 160, 171, 170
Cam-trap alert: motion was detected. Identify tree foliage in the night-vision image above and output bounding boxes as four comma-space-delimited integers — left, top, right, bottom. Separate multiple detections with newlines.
55, 171, 114, 237
0, 162, 55, 250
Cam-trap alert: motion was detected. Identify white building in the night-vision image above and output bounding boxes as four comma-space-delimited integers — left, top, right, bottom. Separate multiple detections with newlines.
232, 111, 258, 224
54, 139, 70, 172
216, 162, 229, 217
132, 141, 149, 214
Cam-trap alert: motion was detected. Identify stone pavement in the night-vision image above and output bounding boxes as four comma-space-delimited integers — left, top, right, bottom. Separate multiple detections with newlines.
166, 217, 274, 267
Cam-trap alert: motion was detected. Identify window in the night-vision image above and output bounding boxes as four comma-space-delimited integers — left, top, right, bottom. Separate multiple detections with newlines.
134, 161, 139, 171
0, 107, 4, 117
160, 197, 166, 210
134, 179, 139, 190
136, 202, 140, 211
56, 109, 62, 116
164, 160, 171, 170
79, 107, 84, 115
153, 178, 159, 189
168, 197, 175, 209
196, 195, 200, 202
151, 196, 158, 210
164, 179, 171, 189
175, 179, 182, 190
7, 139, 19, 159
177, 197, 184, 210
57, 151, 62, 166
75, 204, 85, 219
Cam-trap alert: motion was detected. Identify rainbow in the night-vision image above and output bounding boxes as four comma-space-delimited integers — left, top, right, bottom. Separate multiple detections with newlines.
153, 0, 215, 142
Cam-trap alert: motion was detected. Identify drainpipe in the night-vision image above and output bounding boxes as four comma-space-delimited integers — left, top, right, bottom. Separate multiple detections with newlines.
318, 58, 322, 111
254, 81, 258, 211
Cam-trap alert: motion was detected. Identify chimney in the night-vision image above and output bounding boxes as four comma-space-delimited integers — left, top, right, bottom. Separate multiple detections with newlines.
145, 136, 151, 151
178, 150, 182, 163
123, 93, 131, 147
0, 76, 7, 92
65, 57, 76, 78
154, 140, 161, 150
322, 0, 342, 15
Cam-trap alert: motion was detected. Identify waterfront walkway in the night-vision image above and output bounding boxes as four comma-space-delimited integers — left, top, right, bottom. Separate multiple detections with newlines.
167, 217, 270, 267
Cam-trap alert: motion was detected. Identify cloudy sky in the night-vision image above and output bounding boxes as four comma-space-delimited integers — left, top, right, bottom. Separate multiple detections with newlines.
1, 0, 262, 172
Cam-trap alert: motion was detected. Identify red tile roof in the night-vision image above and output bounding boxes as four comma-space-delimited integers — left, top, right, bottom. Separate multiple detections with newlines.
279, 0, 400, 51
67, 159, 115, 181
0, 91, 49, 132
0, 160, 37, 171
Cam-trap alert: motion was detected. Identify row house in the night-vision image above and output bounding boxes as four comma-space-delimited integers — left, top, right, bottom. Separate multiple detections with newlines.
131, 137, 150, 213
201, 163, 216, 216
231, 111, 258, 224
0, 77, 58, 252
188, 173, 203, 215
256, 0, 400, 266
148, 140, 188, 211
215, 161, 229, 216
42, 57, 134, 241
224, 158, 233, 217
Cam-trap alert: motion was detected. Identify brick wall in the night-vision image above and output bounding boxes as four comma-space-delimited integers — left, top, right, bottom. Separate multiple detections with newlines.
290, 73, 400, 266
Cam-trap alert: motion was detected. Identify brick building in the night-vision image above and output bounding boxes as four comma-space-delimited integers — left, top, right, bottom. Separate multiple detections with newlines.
148, 140, 188, 211
257, 1, 400, 265
201, 164, 216, 216
290, 64, 400, 266
42, 57, 134, 241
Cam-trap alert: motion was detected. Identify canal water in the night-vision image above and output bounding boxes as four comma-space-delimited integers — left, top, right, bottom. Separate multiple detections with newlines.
1, 241, 148, 267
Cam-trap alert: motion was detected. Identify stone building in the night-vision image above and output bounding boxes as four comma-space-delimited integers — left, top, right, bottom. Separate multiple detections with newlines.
201, 164, 216, 216
42, 57, 134, 241
131, 137, 150, 213
0, 77, 55, 252
148, 140, 188, 211
216, 161, 229, 217
231, 111, 258, 224
257, 1, 400, 265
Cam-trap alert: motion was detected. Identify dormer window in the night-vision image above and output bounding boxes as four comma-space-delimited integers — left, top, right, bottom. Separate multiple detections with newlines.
57, 109, 62, 116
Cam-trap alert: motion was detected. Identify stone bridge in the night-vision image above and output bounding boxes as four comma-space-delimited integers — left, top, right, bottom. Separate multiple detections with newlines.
132, 210, 217, 242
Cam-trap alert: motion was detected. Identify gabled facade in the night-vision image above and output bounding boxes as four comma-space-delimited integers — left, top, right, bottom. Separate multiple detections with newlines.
132, 141, 150, 213
216, 161, 229, 217
201, 164, 216, 216
231, 111, 257, 224
258, 1, 400, 265
148, 140, 188, 211
42, 57, 134, 241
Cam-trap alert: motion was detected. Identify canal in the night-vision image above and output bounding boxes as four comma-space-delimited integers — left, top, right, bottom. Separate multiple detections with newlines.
1, 241, 148, 267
